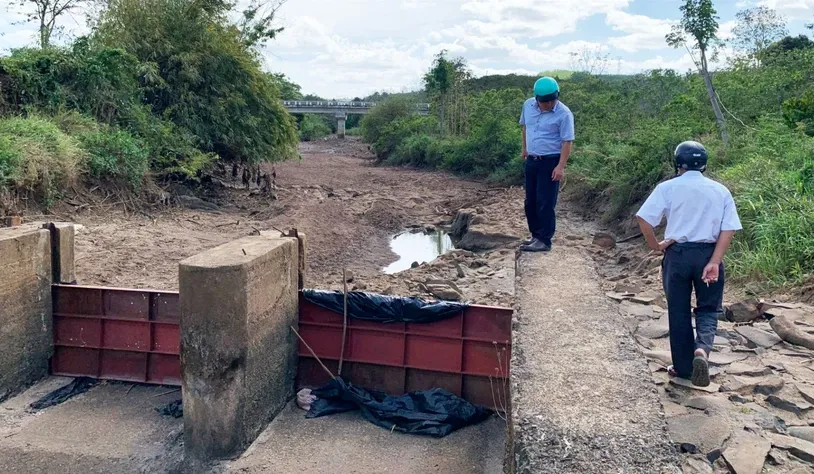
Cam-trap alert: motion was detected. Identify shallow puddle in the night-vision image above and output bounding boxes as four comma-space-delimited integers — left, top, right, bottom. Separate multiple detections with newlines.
383, 230, 454, 274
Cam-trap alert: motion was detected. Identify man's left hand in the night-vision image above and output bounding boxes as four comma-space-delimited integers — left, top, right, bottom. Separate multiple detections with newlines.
552, 166, 565, 181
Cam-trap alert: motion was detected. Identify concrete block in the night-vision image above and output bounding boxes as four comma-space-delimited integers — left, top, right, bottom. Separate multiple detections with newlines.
179, 236, 299, 462
43, 222, 76, 284
0, 226, 52, 401
3, 216, 21, 227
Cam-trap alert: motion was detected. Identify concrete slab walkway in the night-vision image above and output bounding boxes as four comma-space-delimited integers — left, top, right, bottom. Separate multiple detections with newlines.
0, 377, 184, 474
511, 245, 678, 473
225, 401, 506, 473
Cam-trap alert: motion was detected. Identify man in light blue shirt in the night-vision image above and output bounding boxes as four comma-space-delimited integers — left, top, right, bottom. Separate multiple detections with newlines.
636, 141, 742, 387
519, 77, 575, 252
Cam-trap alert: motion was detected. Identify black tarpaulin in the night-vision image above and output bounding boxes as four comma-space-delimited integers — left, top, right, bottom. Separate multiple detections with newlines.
302, 289, 468, 324
29, 377, 98, 411
306, 377, 491, 437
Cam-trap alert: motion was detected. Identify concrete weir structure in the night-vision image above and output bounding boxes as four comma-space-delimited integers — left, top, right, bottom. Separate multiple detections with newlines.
0, 225, 53, 401
510, 250, 678, 473
179, 235, 300, 463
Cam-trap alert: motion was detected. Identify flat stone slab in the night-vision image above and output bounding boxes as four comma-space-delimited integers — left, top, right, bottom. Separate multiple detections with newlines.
736, 326, 782, 348
670, 377, 720, 394
722, 431, 771, 474
768, 433, 814, 464
726, 362, 772, 377
709, 352, 749, 366
667, 413, 731, 454
787, 426, 814, 444
685, 396, 730, 412
638, 317, 670, 339
727, 375, 785, 395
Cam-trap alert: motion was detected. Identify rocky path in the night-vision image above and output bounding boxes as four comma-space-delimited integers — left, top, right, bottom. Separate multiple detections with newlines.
586, 226, 814, 473
511, 208, 678, 473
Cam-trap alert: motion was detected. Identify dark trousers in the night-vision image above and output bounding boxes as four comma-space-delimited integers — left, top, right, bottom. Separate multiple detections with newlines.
662, 243, 724, 378
524, 155, 560, 247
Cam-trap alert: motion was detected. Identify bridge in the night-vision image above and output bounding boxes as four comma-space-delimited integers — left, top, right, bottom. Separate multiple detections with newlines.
282, 100, 430, 137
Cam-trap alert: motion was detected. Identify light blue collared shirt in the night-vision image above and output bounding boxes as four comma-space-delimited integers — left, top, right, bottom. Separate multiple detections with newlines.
636, 171, 742, 243
519, 99, 575, 156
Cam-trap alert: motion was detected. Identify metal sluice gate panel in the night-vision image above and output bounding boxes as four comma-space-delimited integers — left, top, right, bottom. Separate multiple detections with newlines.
51, 284, 181, 385
296, 296, 512, 411
49, 286, 513, 411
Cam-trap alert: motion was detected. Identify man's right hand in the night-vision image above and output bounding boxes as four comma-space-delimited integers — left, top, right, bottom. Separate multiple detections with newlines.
522, 150, 528, 160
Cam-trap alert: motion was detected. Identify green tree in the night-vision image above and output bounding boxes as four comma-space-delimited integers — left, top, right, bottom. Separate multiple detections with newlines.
730, 6, 787, 66
666, 0, 729, 143
270, 72, 303, 100
424, 51, 470, 136
94, 0, 298, 164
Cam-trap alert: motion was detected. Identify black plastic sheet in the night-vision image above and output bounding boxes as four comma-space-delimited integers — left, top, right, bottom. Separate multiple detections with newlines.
306, 377, 491, 437
302, 289, 468, 324
29, 377, 98, 411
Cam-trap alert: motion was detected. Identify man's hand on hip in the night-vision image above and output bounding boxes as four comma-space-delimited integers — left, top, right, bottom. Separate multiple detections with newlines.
552, 165, 565, 181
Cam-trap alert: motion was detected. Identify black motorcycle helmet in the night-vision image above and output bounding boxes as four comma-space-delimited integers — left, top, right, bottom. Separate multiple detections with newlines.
674, 141, 708, 172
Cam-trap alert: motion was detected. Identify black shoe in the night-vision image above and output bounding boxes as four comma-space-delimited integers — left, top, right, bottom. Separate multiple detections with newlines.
520, 240, 551, 252
521, 237, 537, 246
691, 356, 710, 387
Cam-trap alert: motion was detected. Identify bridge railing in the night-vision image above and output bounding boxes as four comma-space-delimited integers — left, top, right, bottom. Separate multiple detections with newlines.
282, 100, 430, 112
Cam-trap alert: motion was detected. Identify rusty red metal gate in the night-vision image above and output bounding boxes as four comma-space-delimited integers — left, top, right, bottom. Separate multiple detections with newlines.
296, 296, 512, 411
51, 284, 181, 385
50, 285, 512, 410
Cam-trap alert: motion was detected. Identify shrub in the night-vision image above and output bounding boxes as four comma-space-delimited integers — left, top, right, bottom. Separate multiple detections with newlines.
299, 114, 332, 141
0, 116, 85, 205
361, 97, 417, 144
77, 127, 149, 188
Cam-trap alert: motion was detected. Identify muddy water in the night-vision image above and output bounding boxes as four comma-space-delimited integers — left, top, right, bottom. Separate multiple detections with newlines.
383, 230, 454, 274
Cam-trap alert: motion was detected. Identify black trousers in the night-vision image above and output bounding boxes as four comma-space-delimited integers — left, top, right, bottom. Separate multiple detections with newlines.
524, 155, 560, 247
662, 243, 724, 378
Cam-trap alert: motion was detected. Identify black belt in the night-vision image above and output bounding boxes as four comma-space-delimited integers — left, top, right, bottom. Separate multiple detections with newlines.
671, 242, 716, 249
528, 154, 560, 161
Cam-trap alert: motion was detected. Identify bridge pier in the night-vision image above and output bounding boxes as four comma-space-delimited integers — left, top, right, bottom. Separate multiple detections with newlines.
335, 113, 347, 139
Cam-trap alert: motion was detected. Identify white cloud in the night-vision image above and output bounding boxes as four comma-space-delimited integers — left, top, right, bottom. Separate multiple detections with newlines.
759, 0, 814, 17
460, 0, 631, 38
2, 0, 746, 98
605, 10, 675, 52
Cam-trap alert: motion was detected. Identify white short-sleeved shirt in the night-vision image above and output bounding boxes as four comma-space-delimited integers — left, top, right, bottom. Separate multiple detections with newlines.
636, 171, 742, 243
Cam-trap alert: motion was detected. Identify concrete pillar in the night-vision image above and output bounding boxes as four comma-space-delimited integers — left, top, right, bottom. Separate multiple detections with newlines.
43, 222, 76, 284
0, 225, 52, 401
179, 235, 299, 463
336, 113, 347, 139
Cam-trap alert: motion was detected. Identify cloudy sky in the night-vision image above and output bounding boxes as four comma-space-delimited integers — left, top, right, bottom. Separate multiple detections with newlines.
2, 0, 813, 98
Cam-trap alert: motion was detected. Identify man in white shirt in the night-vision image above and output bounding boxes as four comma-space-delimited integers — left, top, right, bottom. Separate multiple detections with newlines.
636, 141, 742, 387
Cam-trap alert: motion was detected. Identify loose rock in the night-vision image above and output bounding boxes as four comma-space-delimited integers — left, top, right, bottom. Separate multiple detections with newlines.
670, 377, 721, 393
685, 396, 730, 413
722, 431, 771, 474
735, 326, 782, 348
726, 375, 784, 395
591, 232, 616, 249
637, 316, 670, 339
788, 426, 814, 444
708, 352, 749, 366
767, 433, 814, 463
725, 299, 762, 323
726, 362, 772, 377
766, 395, 813, 416
667, 413, 731, 454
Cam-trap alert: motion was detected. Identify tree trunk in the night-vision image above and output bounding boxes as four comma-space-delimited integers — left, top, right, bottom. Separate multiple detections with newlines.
439, 95, 445, 137
699, 50, 729, 144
